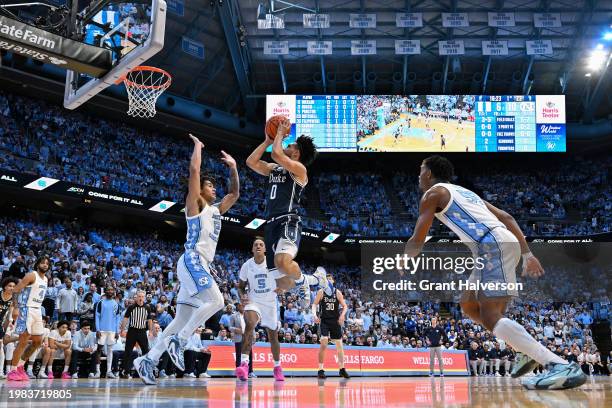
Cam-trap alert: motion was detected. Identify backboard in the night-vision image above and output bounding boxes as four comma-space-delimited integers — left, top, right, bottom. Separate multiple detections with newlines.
63, 0, 166, 110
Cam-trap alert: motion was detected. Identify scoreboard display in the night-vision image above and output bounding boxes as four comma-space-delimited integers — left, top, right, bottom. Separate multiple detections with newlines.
266, 94, 566, 153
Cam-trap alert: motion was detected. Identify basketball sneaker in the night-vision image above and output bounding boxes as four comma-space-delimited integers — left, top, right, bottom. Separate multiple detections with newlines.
511, 353, 539, 378
166, 334, 187, 372
339, 368, 350, 379
133, 356, 157, 385
273, 366, 285, 381
296, 276, 311, 308
7, 369, 24, 381
317, 369, 326, 379
521, 362, 586, 390
235, 362, 249, 381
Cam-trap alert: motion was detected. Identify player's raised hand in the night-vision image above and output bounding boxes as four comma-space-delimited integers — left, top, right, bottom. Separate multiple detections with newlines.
220, 150, 237, 169
277, 117, 291, 138
314, 316, 320, 324
522, 254, 545, 278
189, 133, 204, 149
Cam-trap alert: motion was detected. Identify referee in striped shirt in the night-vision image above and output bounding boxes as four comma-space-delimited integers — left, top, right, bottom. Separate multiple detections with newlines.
119, 291, 154, 378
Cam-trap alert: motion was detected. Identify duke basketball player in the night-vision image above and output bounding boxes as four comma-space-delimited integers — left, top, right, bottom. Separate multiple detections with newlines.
7, 255, 49, 381
134, 134, 239, 385
246, 118, 318, 305
405, 155, 586, 390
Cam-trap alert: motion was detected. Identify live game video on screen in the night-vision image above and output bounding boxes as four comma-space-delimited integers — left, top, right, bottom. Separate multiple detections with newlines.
266, 94, 566, 153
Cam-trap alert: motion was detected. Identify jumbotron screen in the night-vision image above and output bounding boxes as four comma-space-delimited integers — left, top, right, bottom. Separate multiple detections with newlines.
266, 95, 566, 152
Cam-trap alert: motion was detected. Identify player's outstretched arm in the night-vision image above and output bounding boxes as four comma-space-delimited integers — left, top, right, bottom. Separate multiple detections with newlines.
246, 133, 275, 176
186, 134, 204, 217
484, 201, 544, 278
270, 119, 307, 181
404, 188, 441, 257
217, 151, 240, 215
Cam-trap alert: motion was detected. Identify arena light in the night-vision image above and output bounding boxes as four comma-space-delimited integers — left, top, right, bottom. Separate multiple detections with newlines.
587, 44, 608, 71
604, 32, 612, 41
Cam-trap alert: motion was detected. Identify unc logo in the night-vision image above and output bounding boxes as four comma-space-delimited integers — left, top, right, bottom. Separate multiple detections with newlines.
198, 276, 209, 286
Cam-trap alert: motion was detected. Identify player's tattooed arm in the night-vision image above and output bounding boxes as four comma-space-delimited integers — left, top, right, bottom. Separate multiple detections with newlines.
186, 134, 204, 217
270, 119, 307, 183
484, 201, 544, 278
246, 133, 275, 176
404, 188, 441, 257
237, 279, 249, 304
218, 151, 240, 214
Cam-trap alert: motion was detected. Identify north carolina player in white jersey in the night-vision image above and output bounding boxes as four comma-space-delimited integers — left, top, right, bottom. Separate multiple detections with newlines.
134, 134, 240, 385
405, 155, 586, 390
7, 255, 49, 381
236, 238, 284, 381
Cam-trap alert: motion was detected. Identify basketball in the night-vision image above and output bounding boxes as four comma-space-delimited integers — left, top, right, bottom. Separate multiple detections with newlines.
265, 115, 291, 140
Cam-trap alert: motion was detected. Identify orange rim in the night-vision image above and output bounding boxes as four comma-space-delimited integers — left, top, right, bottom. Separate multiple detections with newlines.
118, 66, 172, 89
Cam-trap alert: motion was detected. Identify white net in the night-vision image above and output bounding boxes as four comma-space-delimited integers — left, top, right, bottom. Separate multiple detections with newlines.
123, 67, 172, 118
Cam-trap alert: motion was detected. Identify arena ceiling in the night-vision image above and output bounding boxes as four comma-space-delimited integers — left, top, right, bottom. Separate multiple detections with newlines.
146, 0, 612, 123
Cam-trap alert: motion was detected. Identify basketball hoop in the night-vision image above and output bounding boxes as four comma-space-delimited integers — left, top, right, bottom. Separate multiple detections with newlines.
120, 66, 172, 118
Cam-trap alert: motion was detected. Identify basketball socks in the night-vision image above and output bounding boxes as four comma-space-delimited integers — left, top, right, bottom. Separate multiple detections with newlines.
46, 364, 52, 373
274, 361, 281, 367
63, 364, 69, 373
493, 318, 566, 366
241, 354, 250, 364
17, 359, 25, 368
106, 346, 113, 373
318, 363, 324, 370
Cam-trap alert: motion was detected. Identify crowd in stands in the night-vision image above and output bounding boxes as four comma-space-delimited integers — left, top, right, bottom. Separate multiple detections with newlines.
0, 212, 609, 380
0, 90, 610, 237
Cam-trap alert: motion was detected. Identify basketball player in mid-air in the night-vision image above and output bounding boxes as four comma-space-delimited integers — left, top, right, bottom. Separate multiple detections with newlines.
7, 255, 49, 381
236, 238, 284, 381
134, 134, 239, 385
246, 118, 318, 305
312, 268, 350, 379
404, 155, 586, 390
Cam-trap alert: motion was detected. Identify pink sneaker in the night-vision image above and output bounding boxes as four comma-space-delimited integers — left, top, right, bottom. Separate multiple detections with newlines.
273, 366, 285, 381
61, 372, 71, 379
47, 371, 55, 379
17, 366, 30, 381
235, 362, 249, 381
7, 369, 24, 381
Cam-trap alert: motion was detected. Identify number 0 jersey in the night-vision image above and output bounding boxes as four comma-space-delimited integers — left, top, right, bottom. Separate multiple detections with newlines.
239, 257, 277, 303
18, 272, 48, 308
264, 165, 306, 219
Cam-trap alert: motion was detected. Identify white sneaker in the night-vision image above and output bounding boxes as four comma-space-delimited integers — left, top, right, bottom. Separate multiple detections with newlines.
93, 371, 101, 379
72, 373, 79, 379
495, 373, 502, 377
159, 370, 168, 379
0, 373, 6, 379
169, 373, 176, 378
200, 372, 211, 378
185, 373, 196, 378
88, 373, 96, 378
106, 371, 116, 379
27, 370, 35, 379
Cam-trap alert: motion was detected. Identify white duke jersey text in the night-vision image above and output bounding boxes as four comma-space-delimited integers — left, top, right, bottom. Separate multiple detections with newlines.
184, 202, 222, 264
430, 183, 511, 243
239, 257, 277, 303
19, 272, 48, 308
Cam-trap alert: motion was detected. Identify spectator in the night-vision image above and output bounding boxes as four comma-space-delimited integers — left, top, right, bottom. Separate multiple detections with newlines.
70, 321, 98, 378
184, 327, 212, 378
56, 279, 78, 322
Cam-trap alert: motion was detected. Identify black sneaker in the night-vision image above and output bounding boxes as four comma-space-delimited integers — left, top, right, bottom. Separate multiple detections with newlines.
339, 368, 350, 379
318, 370, 326, 379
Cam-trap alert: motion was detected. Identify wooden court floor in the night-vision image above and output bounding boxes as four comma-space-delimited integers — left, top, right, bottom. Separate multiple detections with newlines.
0, 376, 609, 407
